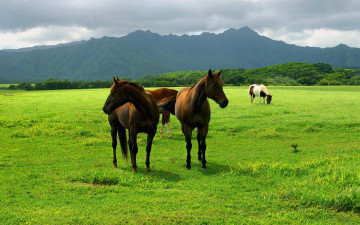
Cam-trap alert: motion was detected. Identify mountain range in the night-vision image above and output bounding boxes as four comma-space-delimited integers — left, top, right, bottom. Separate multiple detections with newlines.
1, 26, 360, 82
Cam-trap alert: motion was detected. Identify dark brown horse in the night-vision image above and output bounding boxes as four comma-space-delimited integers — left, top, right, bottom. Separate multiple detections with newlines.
162, 69, 228, 170
147, 88, 178, 138
102, 77, 159, 172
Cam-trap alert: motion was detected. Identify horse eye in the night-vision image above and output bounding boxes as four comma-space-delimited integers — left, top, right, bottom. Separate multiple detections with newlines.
214, 83, 221, 88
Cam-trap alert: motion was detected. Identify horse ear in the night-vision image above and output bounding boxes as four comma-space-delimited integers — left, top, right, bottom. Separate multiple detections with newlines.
116, 76, 120, 81
207, 69, 213, 78
217, 69, 222, 76
113, 77, 120, 87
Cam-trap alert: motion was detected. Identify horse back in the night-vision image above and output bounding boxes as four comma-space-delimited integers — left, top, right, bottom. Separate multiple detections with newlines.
147, 88, 178, 103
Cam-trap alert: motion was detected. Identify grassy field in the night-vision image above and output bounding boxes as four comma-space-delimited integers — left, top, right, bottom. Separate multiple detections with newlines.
1, 86, 360, 224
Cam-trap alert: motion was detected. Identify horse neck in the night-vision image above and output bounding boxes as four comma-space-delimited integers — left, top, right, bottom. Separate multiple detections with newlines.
189, 77, 208, 108
121, 85, 155, 118
261, 86, 270, 95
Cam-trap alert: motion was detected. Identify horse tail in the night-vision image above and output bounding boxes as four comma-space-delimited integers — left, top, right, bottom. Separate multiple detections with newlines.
118, 125, 128, 160
159, 99, 176, 115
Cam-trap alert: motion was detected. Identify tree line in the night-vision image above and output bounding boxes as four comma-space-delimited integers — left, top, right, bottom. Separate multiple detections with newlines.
8, 79, 115, 91
7, 62, 360, 90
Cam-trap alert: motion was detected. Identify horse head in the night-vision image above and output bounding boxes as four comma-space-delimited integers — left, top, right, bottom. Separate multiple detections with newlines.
102, 77, 129, 114
266, 95, 272, 104
205, 69, 229, 108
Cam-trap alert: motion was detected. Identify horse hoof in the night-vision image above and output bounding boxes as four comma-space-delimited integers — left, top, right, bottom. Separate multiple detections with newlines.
202, 167, 207, 171
113, 164, 118, 168
186, 166, 191, 170
198, 158, 202, 162
132, 168, 138, 173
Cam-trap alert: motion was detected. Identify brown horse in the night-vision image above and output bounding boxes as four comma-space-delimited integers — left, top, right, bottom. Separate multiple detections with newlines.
147, 88, 178, 138
102, 77, 159, 172
162, 69, 228, 170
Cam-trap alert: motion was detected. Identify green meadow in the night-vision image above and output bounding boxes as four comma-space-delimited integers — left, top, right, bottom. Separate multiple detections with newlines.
1, 86, 360, 224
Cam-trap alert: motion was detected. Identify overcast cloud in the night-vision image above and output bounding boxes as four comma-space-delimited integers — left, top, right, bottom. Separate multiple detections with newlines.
1, 0, 359, 50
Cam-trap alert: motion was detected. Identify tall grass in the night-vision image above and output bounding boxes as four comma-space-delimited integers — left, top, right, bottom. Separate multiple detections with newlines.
1, 86, 360, 224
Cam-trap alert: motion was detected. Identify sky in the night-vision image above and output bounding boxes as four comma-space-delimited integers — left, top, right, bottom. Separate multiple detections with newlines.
1, 0, 360, 50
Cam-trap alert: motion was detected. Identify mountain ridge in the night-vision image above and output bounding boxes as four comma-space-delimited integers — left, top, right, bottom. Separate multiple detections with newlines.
1, 27, 360, 82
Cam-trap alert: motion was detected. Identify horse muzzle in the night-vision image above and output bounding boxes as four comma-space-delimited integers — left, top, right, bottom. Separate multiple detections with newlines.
102, 106, 112, 115
219, 99, 229, 108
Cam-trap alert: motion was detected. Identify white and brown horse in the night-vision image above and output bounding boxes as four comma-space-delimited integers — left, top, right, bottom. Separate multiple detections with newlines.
249, 84, 272, 104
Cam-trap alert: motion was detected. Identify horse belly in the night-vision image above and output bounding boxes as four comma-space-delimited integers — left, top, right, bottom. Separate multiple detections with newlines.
174, 92, 186, 122
136, 120, 157, 134
181, 112, 209, 130
174, 100, 182, 122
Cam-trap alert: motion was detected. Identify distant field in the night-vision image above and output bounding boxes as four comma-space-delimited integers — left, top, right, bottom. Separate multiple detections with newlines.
0, 84, 13, 88
1, 86, 360, 224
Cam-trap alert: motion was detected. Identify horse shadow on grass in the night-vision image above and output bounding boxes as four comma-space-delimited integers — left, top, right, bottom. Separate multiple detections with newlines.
193, 161, 231, 176
117, 160, 230, 180
162, 134, 214, 142
143, 169, 182, 182
118, 166, 182, 182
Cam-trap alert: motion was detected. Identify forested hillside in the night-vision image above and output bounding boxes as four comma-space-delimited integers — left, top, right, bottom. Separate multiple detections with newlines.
136, 62, 360, 86
8, 62, 360, 90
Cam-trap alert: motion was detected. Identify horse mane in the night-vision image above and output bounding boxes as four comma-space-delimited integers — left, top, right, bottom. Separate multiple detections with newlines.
111, 80, 145, 93
126, 81, 145, 92
189, 82, 197, 91
189, 75, 207, 91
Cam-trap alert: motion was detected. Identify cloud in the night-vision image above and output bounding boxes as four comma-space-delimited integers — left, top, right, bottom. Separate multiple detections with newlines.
258, 28, 360, 48
0, 26, 95, 49
0, 0, 359, 49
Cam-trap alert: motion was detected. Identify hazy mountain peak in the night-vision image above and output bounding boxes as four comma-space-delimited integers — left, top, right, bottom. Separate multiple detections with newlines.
126, 29, 160, 38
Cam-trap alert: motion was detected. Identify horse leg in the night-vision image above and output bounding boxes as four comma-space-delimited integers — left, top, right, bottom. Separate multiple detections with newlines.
163, 111, 171, 138
198, 125, 209, 170
182, 124, 193, 170
160, 113, 164, 138
197, 131, 201, 162
160, 123, 164, 138
250, 95, 253, 104
166, 122, 172, 138
145, 131, 155, 172
129, 131, 138, 172
111, 125, 118, 168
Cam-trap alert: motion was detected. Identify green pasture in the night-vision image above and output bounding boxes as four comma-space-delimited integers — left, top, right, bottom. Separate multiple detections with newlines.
1, 86, 360, 224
